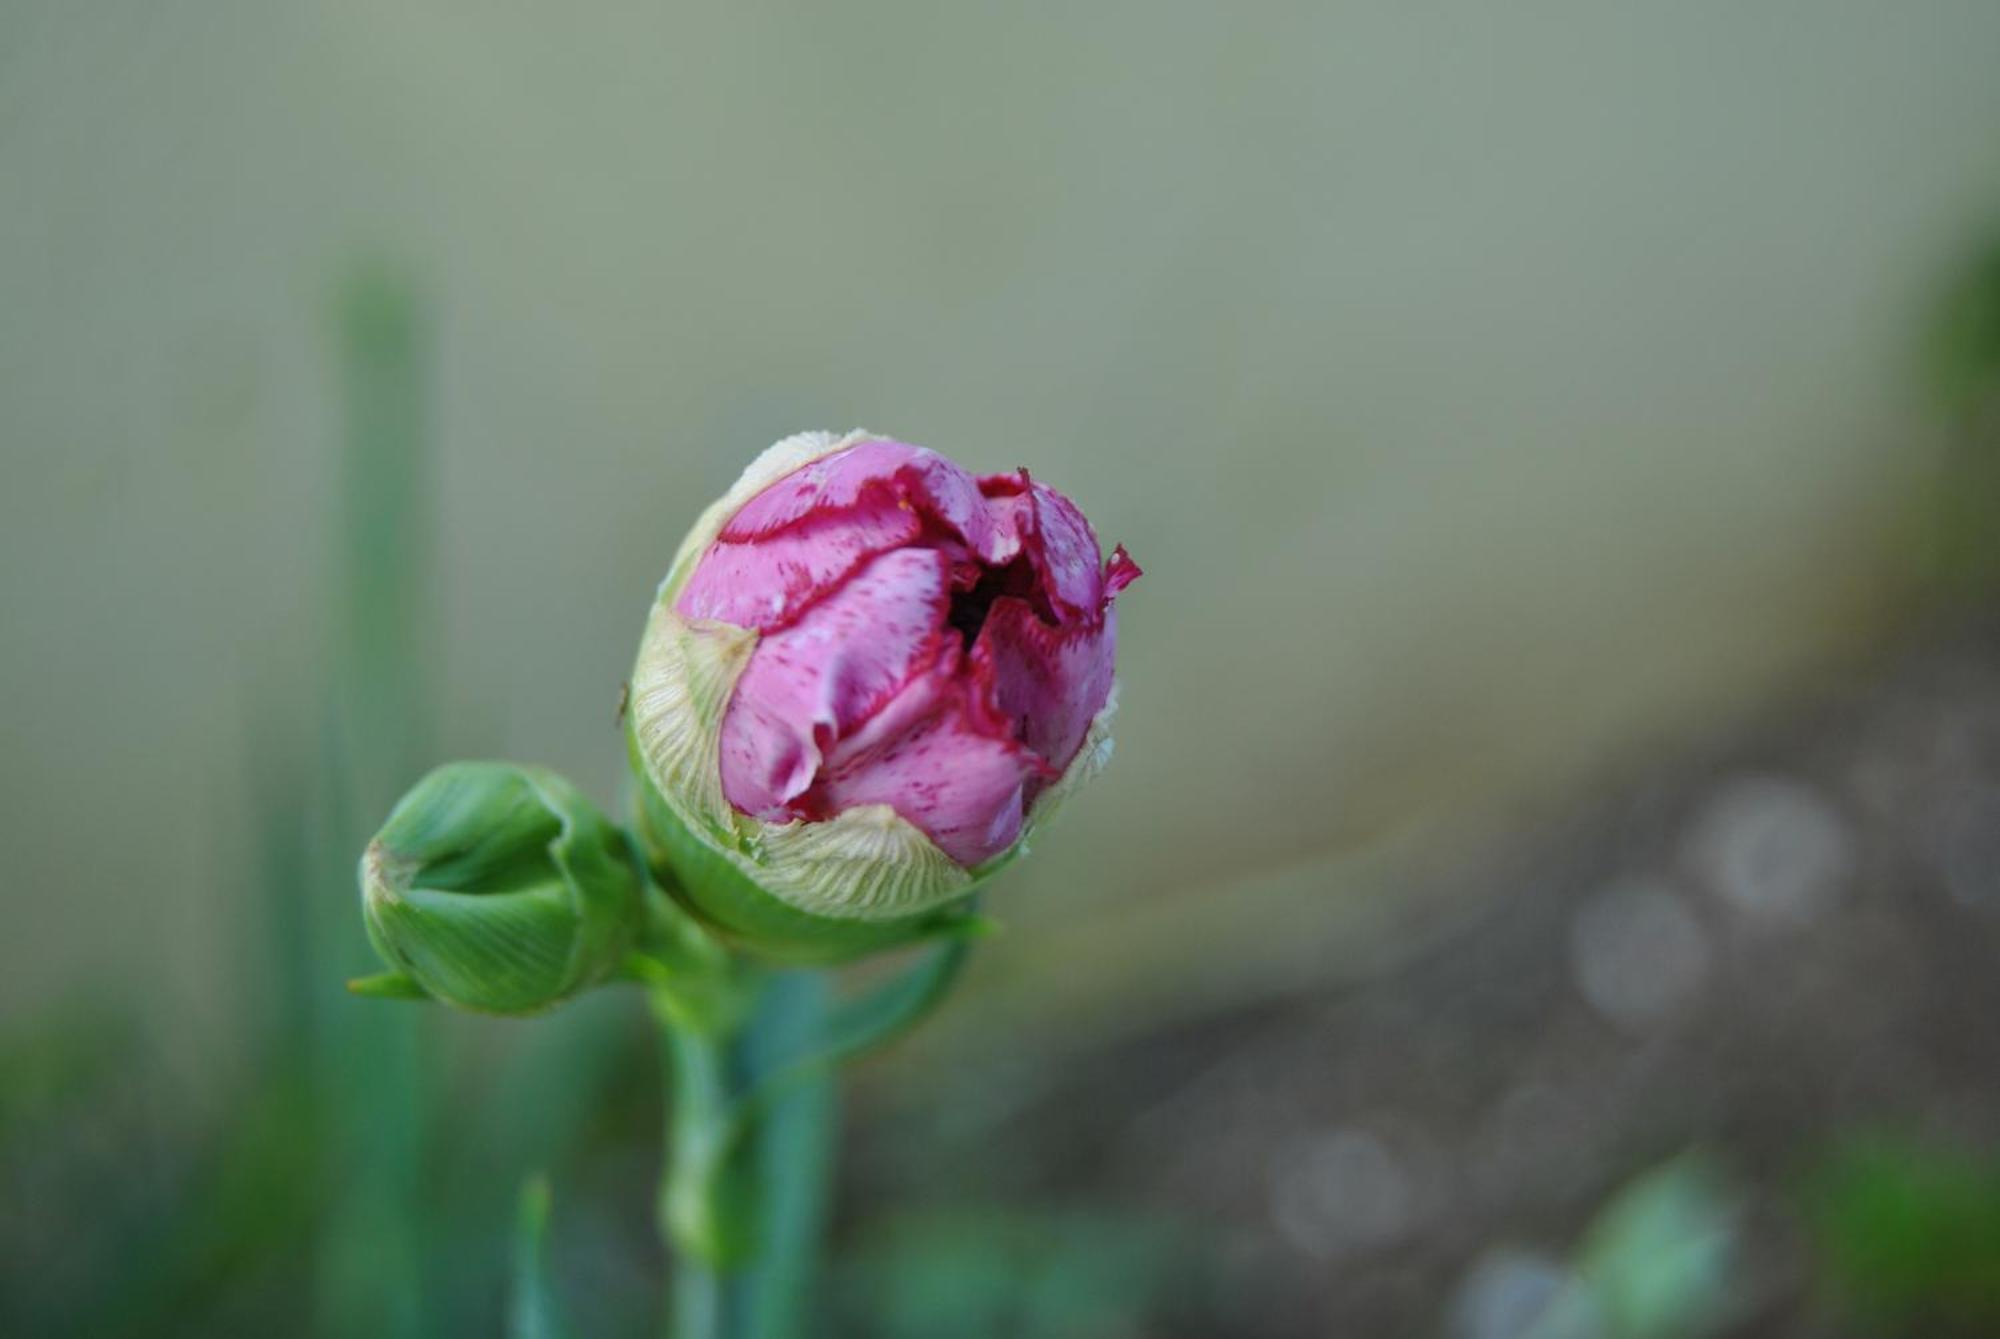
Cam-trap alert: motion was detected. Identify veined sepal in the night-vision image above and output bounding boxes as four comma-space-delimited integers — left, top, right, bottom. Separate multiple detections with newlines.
627, 757, 981, 964
357, 761, 648, 1015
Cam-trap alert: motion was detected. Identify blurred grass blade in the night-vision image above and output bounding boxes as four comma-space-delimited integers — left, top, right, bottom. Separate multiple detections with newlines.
312, 257, 436, 1339
509, 1175, 572, 1339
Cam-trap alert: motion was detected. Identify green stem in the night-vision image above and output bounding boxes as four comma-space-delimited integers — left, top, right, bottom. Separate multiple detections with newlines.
654, 972, 837, 1339
648, 931, 974, 1339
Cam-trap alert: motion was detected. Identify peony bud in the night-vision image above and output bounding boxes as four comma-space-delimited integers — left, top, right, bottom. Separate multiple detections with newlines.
628, 431, 1140, 961
359, 761, 647, 1013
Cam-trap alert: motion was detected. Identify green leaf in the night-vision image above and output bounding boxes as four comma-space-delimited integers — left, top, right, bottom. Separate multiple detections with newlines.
742, 934, 974, 1116
813, 935, 974, 1071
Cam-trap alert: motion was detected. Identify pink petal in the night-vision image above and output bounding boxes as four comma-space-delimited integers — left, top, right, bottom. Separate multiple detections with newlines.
693, 435, 1135, 864
724, 437, 1030, 568
677, 500, 922, 631
1104, 544, 1142, 598
975, 472, 1036, 566
721, 438, 927, 539
900, 454, 1019, 566
1025, 483, 1104, 619
813, 652, 1047, 865
972, 597, 1117, 774
717, 548, 950, 817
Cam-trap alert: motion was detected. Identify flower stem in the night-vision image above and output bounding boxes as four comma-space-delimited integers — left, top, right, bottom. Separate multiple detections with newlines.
654, 971, 838, 1339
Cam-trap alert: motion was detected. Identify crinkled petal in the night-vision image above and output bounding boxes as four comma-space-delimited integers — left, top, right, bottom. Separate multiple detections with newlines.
721, 438, 926, 538
813, 651, 1047, 866
676, 500, 922, 631
973, 597, 1117, 773
658, 431, 856, 605
1104, 543, 1142, 598
718, 548, 949, 817
899, 452, 1017, 565
728, 443, 916, 543
976, 471, 1035, 566
725, 436, 1028, 568
669, 431, 1137, 874
1026, 482, 1104, 619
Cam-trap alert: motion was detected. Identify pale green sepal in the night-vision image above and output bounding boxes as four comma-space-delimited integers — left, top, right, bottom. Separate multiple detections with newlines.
629, 601, 759, 844
629, 762, 976, 964
756, 804, 972, 921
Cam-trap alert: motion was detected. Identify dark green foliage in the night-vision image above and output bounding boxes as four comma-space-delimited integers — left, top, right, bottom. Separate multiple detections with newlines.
1801, 1135, 2000, 1331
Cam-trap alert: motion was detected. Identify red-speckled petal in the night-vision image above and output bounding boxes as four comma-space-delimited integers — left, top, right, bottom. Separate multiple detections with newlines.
677, 500, 922, 631
717, 548, 950, 817
973, 597, 1117, 773
902, 453, 1019, 565
1104, 544, 1142, 598
975, 472, 1034, 566
720, 438, 924, 538
814, 653, 1047, 866
722, 435, 1033, 568
1027, 483, 1104, 619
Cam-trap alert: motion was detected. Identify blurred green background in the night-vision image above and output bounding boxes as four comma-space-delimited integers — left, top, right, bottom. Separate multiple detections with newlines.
5, 3, 2000, 1336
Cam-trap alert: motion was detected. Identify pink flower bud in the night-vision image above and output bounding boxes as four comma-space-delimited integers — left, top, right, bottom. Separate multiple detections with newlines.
678, 436, 1138, 865
627, 431, 1139, 957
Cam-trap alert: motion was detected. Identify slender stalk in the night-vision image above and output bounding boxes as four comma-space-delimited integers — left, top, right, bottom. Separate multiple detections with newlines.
654, 972, 838, 1339
660, 1016, 749, 1338
643, 925, 970, 1339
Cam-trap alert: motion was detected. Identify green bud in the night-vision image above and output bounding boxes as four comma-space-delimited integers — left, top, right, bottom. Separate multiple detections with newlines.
358, 761, 645, 1014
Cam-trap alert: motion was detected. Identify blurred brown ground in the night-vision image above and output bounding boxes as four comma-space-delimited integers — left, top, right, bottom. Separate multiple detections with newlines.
844, 616, 2000, 1337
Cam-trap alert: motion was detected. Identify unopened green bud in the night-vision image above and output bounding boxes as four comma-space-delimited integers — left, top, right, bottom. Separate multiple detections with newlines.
358, 761, 645, 1014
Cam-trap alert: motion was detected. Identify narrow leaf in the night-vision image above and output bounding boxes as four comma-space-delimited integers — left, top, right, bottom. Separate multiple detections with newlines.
740, 934, 973, 1118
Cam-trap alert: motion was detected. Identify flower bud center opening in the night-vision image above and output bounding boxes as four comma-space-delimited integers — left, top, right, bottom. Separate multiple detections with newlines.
944, 553, 1054, 650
